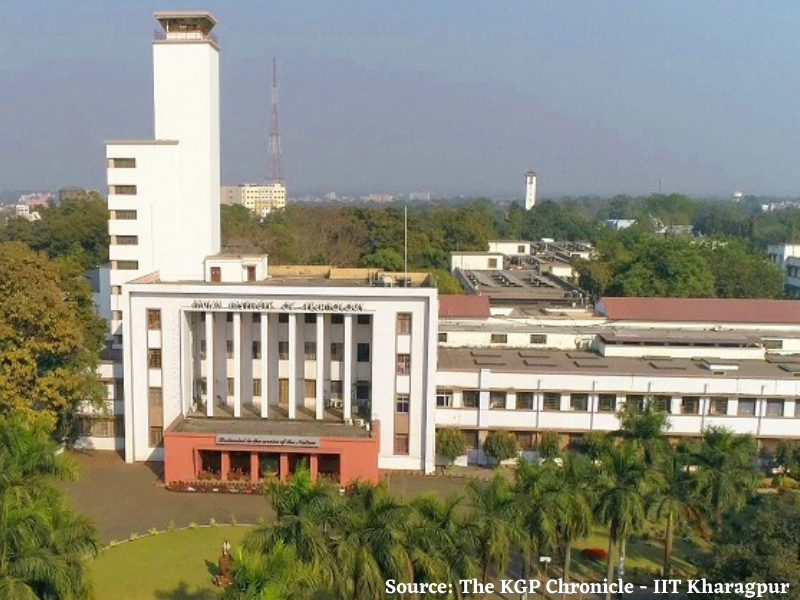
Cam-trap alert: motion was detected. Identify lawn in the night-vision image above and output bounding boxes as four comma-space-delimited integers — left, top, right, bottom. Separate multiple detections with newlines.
91, 525, 249, 600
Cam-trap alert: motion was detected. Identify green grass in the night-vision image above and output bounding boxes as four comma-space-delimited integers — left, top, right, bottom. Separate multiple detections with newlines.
569, 524, 705, 583
91, 526, 249, 600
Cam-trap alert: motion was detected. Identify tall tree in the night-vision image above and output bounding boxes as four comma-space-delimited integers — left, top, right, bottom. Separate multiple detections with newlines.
553, 454, 596, 583
0, 242, 104, 432
596, 441, 652, 600
692, 427, 759, 528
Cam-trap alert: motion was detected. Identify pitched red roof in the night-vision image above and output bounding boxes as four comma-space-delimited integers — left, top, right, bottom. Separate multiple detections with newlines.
438, 294, 490, 319
597, 297, 800, 324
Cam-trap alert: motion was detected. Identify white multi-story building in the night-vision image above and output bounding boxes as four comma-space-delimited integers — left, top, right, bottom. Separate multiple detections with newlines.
80, 10, 800, 482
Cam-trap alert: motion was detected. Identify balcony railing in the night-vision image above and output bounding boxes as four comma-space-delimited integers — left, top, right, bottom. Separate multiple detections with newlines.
154, 29, 218, 44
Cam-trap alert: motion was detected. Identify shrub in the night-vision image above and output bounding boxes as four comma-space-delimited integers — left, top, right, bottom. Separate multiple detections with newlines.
436, 428, 468, 465
483, 431, 518, 463
539, 430, 562, 460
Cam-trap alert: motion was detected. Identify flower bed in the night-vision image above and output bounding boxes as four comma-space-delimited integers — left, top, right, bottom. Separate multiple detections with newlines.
166, 480, 261, 494
581, 547, 608, 561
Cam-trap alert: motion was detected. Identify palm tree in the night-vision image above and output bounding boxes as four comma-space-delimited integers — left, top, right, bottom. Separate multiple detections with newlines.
552, 453, 596, 583
514, 459, 560, 588
336, 482, 413, 600
0, 414, 99, 600
616, 399, 671, 466
596, 441, 652, 600
468, 470, 525, 592
222, 542, 319, 600
692, 426, 758, 528
245, 468, 342, 590
650, 447, 704, 578
408, 493, 478, 599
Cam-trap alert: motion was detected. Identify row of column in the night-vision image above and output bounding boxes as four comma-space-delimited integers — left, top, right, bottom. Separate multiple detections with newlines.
216, 451, 321, 483
203, 312, 356, 420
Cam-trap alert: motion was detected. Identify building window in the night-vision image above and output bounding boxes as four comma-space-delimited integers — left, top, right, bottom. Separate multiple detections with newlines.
438, 332, 448, 343
304, 379, 316, 398
113, 260, 139, 270
252, 313, 261, 323
111, 210, 137, 220
149, 426, 163, 447
113, 235, 138, 245
199, 340, 206, 360
330, 343, 344, 361
462, 390, 479, 408
488, 258, 498, 268
490, 333, 508, 344
148, 387, 163, 407
766, 399, 784, 418
681, 396, 700, 415
396, 394, 410, 413
110, 184, 137, 195
436, 388, 453, 408
530, 334, 547, 345
278, 342, 289, 360
109, 158, 136, 168
210, 267, 221, 283
626, 395, 645, 413
227, 378, 235, 396
738, 398, 757, 417
114, 380, 124, 401
304, 313, 317, 324
253, 378, 262, 397
517, 432, 534, 450
652, 395, 672, 413
762, 339, 783, 350
226, 313, 234, 322
490, 391, 506, 409
396, 353, 411, 375
77, 416, 123, 438
147, 309, 161, 330
246, 265, 256, 282
543, 393, 561, 411
147, 349, 161, 369
394, 434, 410, 455
331, 314, 344, 324
226, 340, 234, 359
397, 313, 412, 335
278, 313, 289, 323
517, 392, 534, 410
305, 342, 317, 360
710, 398, 728, 415
598, 394, 616, 413
331, 380, 343, 400
357, 314, 371, 325
357, 343, 370, 362
570, 393, 588, 412
252, 341, 261, 359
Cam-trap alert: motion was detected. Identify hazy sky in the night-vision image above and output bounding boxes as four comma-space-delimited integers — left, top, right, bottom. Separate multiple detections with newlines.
2, 1, 800, 197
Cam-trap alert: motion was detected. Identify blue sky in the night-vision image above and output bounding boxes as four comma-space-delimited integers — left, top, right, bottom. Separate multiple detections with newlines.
2, 1, 800, 197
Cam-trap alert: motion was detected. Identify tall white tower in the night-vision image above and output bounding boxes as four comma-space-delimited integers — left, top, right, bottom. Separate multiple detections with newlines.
525, 170, 537, 210
106, 11, 221, 343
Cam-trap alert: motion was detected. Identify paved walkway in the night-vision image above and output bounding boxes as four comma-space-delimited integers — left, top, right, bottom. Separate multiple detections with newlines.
62, 451, 473, 543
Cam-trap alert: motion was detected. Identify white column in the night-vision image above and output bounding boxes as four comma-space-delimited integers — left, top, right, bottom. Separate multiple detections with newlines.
288, 313, 297, 419
316, 314, 325, 420
233, 312, 242, 418
260, 313, 269, 418
343, 314, 353, 420
205, 312, 215, 417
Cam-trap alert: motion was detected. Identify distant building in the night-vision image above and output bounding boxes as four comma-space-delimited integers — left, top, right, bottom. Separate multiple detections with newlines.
59, 186, 86, 203
221, 183, 286, 215
363, 193, 394, 203
604, 219, 637, 230
409, 191, 433, 201
525, 171, 537, 210
14, 204, 42, 221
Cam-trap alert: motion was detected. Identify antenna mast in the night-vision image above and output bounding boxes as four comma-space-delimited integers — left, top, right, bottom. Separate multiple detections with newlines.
266, 58, 284, 185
